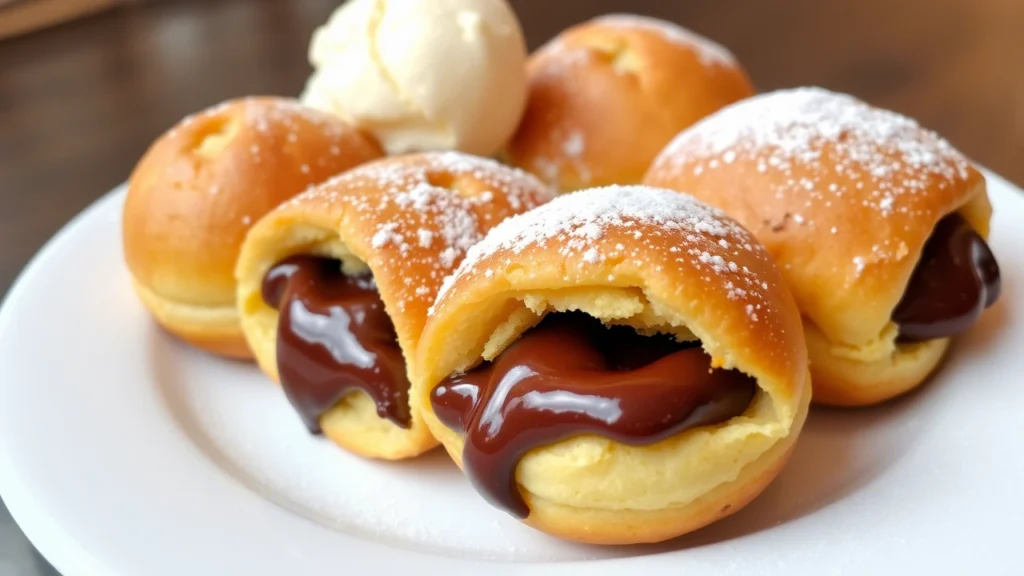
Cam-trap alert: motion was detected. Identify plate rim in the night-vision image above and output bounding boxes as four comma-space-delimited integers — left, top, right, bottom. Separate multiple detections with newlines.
0, 185, 128, 576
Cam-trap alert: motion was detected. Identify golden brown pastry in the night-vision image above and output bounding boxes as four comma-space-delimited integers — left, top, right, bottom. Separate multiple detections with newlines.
645, 87, 1000, 406
123, 97, 384, 358
415, 185, 810, 544
505, 14, 754, 192
234, 152, 554, 460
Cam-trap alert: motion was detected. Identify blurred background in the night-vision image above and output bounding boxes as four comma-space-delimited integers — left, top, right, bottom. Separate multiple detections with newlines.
0, 0, 1021, 573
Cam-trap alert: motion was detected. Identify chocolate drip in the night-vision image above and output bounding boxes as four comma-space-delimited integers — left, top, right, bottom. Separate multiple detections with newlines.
893, 213, 1000, 342
261, 256, 411, 433
431, 313, 756, 518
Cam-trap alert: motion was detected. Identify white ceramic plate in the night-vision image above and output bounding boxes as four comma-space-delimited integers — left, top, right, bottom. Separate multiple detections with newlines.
1, 173, 1022, 576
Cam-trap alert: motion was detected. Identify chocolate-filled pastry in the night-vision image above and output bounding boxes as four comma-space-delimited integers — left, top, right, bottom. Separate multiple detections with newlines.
235, 152, 554, 459
415, 186, 810, 544
645, 87, 999, 406
504, 14, 753, 192
123, 97, 384, 359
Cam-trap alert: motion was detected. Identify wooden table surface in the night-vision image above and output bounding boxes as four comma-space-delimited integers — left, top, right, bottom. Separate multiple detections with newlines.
0, 0, 1020, 572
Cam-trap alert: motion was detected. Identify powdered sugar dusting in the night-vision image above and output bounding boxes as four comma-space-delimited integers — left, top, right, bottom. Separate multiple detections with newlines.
371, 222, 402, 249
661, 87, 970, 206
563, 132, 585, 158
852, 256, 867, 276
293, 152, 553, 310
594, 14, 737, 67
655, 87, 974, 278
434, 186, 773, 322
417, 229, 435, 248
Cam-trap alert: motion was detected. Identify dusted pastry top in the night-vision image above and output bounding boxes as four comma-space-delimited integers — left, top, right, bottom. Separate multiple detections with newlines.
654, 87, 972, 191
431, 312, 755, 518
301, 0, 528, 156
436, 185, 774, 320
893, 213, 1000, 342
262, 256, 410, 432
644, 87, 989, 346
273, 152, 555, 331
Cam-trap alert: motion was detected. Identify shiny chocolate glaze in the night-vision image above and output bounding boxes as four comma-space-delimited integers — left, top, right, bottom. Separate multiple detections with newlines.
430, 313, 756, 518
262, 256, 411, 433
893, 213, 1000, 342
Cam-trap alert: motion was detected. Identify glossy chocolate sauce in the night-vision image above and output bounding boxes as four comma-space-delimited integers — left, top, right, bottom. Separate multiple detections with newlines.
430, 313, 756, 518
261, 256, 411, 433
893, 213, 1000, 342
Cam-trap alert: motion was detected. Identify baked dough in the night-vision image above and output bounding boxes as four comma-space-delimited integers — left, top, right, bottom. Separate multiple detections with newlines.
415, 185, 810, 543
123, 97, 384, 358
645, 87, 991, 405
235, 152, 554, 459
505, 14, 753, 192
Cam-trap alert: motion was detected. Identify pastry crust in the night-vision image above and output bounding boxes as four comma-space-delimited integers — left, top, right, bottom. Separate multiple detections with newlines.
804, 322, 950, 406
123, 97, 385, 358
415, 185, 810, 543
644, 87, 990, 405
235, 152, 554, 459
505, 14, 753, 192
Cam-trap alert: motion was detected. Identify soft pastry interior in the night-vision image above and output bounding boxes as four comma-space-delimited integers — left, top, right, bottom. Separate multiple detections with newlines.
235, 152, 554, 459
644, 87, 1001, 406
123, 97, 385, 358
415, 185, 810, 544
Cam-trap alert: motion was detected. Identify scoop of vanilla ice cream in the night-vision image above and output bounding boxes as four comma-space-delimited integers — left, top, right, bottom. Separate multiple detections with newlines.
300, 0, 528, 157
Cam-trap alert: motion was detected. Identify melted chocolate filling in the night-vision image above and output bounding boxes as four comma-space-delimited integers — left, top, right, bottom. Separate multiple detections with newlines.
893, 213, 1000, 342
261, 256, 411, 433
430, 313, 756, 518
